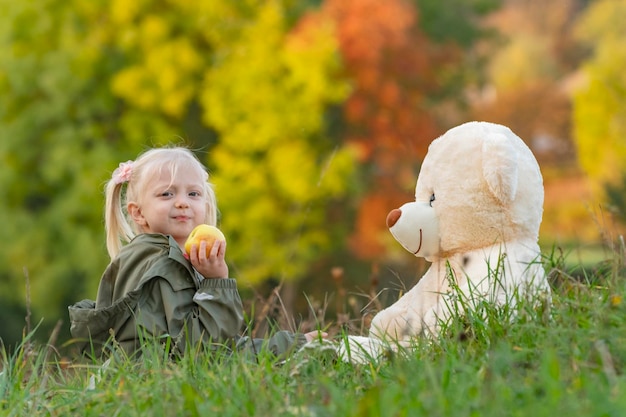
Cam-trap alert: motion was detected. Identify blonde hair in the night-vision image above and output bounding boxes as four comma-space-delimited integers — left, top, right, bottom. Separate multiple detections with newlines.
104, 147, 217, 259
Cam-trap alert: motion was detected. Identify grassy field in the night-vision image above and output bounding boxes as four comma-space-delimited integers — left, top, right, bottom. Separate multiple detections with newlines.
1, 241, 625, 417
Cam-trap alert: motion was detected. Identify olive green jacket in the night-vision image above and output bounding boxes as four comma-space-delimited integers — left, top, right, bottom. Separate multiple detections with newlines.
68, 233, 307, 359
68, 233, 244, 357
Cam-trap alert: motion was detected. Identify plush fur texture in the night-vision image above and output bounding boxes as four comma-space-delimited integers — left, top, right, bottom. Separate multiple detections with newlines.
341, 121, 551, 363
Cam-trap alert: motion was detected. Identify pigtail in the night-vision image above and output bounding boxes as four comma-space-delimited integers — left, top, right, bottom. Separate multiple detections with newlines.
205, 181, 218, 226
104, 178, 135, 259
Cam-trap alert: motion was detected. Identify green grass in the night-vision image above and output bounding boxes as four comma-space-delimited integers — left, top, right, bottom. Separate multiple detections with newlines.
1, 243, 626, 417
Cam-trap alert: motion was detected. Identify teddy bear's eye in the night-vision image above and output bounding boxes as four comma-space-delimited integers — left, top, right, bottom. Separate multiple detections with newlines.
429, 193, 435, 207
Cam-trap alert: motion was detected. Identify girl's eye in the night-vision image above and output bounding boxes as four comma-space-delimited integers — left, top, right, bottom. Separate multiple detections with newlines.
429, 193, 435, 206
160, 191, 173, 197
189, 191, 201, 197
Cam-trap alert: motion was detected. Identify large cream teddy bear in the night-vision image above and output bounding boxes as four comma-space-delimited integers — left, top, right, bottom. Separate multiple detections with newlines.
341, 121, 551, 362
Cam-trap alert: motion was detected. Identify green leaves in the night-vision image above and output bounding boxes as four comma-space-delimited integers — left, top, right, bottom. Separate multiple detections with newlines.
0, 0, 128, 328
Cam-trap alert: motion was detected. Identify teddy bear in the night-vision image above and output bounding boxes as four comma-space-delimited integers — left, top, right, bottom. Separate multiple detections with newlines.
340, 121, 551, 362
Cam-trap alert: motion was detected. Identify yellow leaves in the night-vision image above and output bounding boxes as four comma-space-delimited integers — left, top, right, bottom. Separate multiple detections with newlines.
112, 67, 156, 109
111, 36, 202, 117
211, 146, 269, 198
489, 35, 557, 92
108, 1, 207, 118
201, 3, 288, 133
267, 142, 316, 203
199, 1, 355, 283
110, 0, 146, 25
572, 0, 626, 195
140, 15, 169, 45
318, 145, 357, 197
102, 0, 356, 284
575, 0, 626, 44
283, 13, 350, 114
202, 2, 349, 145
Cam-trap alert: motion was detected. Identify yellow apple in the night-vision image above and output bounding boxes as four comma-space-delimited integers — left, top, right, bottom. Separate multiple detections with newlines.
184, 224, 226, 257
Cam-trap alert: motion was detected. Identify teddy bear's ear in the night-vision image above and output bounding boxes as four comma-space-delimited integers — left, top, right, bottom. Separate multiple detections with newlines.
482, 133, 518, 204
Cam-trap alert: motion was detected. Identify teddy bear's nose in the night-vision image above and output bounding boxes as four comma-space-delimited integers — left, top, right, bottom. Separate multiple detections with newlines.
386, 209, 402, 228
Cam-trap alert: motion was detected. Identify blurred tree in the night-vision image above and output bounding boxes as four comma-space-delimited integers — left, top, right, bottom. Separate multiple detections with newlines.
572, 0, 626, 204
605, 174, 626, 223
472, 82, 574, 165
0, 290, 27, 351
465, 0, 604, 242
318, 0, 502, 259
196, 2, 356, 284
471, 0, 584, 166
0, 0, 529, 343
0, 0, 356, 344
0, 0, 126, 335
416, 0, 501, 47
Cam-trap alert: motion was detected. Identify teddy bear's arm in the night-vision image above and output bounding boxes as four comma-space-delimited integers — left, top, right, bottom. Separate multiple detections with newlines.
368, 267, 444, 340
369, 301, 420, 340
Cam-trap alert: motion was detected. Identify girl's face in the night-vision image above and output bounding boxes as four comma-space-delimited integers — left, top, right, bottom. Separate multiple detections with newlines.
127, 163, 208, 249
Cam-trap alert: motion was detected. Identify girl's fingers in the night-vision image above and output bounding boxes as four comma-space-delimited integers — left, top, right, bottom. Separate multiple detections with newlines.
189, 243, 198, 262
198, 240, 208, 260
211, 240, 226, 258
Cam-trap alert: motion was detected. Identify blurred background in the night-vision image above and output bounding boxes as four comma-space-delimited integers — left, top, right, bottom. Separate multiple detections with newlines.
1, 0, 624, 348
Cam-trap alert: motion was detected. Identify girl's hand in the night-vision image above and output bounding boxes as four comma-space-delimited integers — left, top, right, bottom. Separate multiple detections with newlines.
304, 331, 328, 343
188, 239, 229, 279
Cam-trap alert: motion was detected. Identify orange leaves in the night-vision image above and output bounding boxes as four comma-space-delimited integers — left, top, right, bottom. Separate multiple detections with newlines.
314, 0, 455, 259
325, 0, 415, 66
321, 0, 440, 161
349, 190, 414, 259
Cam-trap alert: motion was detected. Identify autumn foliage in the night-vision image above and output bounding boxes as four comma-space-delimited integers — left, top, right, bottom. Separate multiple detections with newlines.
1, 0, 624, 345
314, 0, 460, 258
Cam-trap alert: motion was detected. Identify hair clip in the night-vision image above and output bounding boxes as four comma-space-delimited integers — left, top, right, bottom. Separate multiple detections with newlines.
112, 160, 134, 185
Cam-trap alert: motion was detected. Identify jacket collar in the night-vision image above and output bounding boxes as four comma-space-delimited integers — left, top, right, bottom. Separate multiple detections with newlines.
131, 233, 195, 276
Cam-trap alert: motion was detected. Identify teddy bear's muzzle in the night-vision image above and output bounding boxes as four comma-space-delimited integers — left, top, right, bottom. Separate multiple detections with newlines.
387, 202, 440, 258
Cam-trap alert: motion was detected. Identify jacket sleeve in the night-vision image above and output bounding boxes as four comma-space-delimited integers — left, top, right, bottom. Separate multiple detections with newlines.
235, 331, 307, 360
136, 277, 244, 352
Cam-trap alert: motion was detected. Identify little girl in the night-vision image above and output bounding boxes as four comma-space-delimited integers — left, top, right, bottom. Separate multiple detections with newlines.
69, 146, 316, 358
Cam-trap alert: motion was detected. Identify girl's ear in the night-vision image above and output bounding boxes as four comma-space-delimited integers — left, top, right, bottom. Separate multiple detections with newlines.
127, 202, 146, 226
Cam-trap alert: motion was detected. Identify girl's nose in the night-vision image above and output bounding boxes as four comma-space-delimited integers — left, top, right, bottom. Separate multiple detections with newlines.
175, 197, 189, 208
